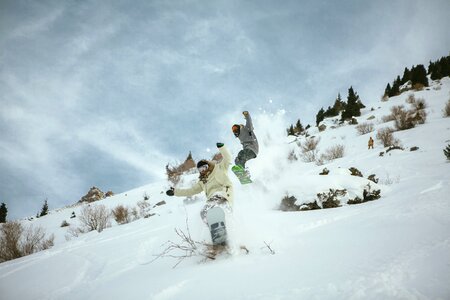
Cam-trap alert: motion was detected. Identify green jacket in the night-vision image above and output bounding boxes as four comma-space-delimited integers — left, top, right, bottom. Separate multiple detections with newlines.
174, 145, 234, 206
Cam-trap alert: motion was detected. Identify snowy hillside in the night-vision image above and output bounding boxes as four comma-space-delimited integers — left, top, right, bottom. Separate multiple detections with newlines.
1, 78, 450, 300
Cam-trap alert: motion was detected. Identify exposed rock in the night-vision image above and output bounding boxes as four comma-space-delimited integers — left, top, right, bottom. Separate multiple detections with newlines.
410, 146, 419, 151
105, 191, 114, 198
386, 146, 404, 153
349, 167, 363, 177
318, 124, 327, 132
154, 200, 166, 207
319, 168, 330, 175
79, 186, 105, 203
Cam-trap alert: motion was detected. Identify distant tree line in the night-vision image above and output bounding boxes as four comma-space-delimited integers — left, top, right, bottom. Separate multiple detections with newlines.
384, 54, 450, 98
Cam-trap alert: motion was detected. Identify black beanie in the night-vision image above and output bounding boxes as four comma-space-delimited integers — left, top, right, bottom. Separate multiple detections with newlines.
197, 160, 208, 168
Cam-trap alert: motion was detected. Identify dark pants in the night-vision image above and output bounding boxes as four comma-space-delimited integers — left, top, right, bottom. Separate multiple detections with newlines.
235, 149, 257, 168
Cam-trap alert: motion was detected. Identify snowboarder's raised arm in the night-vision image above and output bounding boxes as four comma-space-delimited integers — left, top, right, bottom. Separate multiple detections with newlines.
243, 111, 254, 131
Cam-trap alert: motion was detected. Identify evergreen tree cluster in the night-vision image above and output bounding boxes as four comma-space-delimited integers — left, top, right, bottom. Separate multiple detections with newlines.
315, 87, 365, 126
384, 54, 450, 99
287, 119, 305, 136
428, 54, 450, 81
315, 93, 346, 126
384, 64, 429, 98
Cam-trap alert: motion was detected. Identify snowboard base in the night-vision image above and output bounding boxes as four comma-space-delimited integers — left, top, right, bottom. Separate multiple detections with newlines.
231, 165, 252, 184
206, 207, 228, 245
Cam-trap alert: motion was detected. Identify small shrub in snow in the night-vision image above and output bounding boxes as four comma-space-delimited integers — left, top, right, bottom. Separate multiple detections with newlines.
406, 94, 415, 104
376, 127, 395, 147
444, 100, 450, 117
299, 201, 321, 211
137, 200, 151, 218
321, 144, 345, 161
79, 204, 111, 232
316, 189, 346, 209
381, 114, 396, 123
112, 205, 130, 224
298, 137, 320, 163
411, 97, 427, 111
367, 174, 379, 184
392, 106, 415, 130
349, 167, 363, 177
279, 195, 300, 211
362, 183, 381, 201
356, 123, 374, 135
347, 197, 363, 205
0, 221, 54, 262
444, 144, 450, 160
287, 149, 298, 162
380, 174, 400, 185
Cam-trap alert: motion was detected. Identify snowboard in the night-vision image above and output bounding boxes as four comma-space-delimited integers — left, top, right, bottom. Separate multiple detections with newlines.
206, 206, 228, 246
231, 165, 252, 184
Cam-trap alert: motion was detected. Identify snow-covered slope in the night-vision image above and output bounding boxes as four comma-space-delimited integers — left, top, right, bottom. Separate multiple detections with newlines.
1, 78, 450, 300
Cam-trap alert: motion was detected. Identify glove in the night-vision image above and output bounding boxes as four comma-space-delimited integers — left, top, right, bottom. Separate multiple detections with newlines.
216, 142, 224, 148
166, 187, 174, 196
243, 111, 249, 116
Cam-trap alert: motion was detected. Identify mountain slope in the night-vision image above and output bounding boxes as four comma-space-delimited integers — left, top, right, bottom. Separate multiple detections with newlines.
1, 78, 449, 300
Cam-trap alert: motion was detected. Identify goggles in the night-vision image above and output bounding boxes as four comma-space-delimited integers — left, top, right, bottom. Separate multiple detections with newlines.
198, 164, 209, 172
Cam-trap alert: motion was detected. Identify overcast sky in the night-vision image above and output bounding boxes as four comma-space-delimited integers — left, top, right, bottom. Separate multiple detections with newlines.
1, 0, 449, 220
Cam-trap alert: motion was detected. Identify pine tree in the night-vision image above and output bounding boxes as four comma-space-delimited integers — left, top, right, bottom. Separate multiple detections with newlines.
295, 119, 304, 135
316, 108, 325, 126
0, 202, 7, 223
389, 76, 401, 96
40, 199, 49, 217
411, 64, 429, 87
341, 86, 362, 120
287, 125, 295, 136
332, 93, 346, 112
401, 67, 411, 84
444, 144, 450, 160
384, 83, 392, 97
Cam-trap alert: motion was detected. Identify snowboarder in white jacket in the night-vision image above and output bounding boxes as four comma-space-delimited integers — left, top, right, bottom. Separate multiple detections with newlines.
232, 111, 259, 169
166, 143, 234, 224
